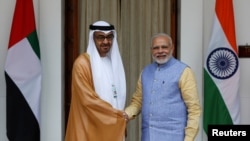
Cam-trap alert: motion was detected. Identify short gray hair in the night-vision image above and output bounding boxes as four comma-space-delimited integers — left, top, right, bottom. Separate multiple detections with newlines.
150, 33, 172, 48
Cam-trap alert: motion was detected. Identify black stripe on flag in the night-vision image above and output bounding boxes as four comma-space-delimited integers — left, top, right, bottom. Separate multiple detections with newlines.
5, 72, 40, 141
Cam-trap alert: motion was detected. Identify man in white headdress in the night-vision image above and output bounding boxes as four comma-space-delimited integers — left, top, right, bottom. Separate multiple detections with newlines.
65, 21, 127, 141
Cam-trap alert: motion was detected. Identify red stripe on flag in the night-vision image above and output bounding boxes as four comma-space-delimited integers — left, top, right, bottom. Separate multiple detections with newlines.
8, 0, 36, 48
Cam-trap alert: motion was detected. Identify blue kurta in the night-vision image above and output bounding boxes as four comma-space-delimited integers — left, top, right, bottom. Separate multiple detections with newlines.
141, 57, 187, 141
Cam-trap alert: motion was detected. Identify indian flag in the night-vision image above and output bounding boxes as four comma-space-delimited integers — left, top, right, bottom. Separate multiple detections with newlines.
203, 0, 240, 135
4, 0, 41, 140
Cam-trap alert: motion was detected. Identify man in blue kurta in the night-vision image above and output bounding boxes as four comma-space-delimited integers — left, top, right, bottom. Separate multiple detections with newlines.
125, 33, 201, 141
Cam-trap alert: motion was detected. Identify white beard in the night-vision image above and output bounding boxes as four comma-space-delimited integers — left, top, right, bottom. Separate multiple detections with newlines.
153, 54, 172, 64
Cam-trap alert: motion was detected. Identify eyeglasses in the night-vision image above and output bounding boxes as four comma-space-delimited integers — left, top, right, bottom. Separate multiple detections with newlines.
94, 34, 114, 42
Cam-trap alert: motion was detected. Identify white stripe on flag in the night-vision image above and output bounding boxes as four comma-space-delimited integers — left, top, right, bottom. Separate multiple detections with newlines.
5, 38, 42, 123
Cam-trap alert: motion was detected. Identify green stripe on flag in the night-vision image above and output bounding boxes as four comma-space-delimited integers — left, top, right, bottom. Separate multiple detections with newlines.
203, 69, 233, 134
27, 31, 40, 59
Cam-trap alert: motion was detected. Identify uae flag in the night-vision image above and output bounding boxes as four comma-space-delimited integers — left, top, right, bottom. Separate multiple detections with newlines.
4, 0, 41, 140
203, 0, 240, 135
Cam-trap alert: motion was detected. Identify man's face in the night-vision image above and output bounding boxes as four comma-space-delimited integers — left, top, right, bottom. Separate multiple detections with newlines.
151, 36, 174, 64
93, 31, 114, 57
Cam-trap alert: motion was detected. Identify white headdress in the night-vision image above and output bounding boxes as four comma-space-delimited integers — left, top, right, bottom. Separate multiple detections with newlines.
87, 21, 126, 110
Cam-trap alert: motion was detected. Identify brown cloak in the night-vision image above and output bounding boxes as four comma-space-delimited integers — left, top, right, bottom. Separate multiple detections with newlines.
65, 53, 126, 141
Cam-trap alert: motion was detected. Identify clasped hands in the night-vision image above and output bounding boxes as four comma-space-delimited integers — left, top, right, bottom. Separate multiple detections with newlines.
123, 112, 129, 122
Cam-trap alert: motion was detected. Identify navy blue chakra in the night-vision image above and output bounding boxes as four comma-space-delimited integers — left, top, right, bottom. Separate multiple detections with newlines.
206, 47, 238, 79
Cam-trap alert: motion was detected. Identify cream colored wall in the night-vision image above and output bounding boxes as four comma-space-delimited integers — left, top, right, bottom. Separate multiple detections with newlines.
233, 0, 250, 124
0, 0, 250, 141
179, 0, 203, 140
0, 0, 14, 140
39, 0, 64, 141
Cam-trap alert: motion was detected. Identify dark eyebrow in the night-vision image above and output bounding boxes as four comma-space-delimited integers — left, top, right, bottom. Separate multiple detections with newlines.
94, 32, 114, 36
152, 45, 170, 50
